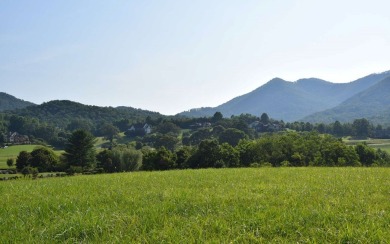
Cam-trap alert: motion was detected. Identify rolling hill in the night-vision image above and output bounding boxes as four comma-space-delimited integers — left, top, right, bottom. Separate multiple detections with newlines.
302, 76, 390, 125
3, 100, 165, 129
178, 71, 390, 121
0, 92, 36, 111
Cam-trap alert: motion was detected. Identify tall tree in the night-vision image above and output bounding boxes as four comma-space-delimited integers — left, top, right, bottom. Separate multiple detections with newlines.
63, 130, 96, 168
212, 112, 223, 122
16, 151, 31, 171
175, 146, 193, 169
353, 118, 370, 138
100, 123, 120, 143
260, 113, 270, 124
332, 120, 343, 136
219, 128, 247, 146
189, 139, 220, 168
96, 150, 115, 172
6, 158, 14, 168
155, 121, 181, 135
29, 147, 59, 172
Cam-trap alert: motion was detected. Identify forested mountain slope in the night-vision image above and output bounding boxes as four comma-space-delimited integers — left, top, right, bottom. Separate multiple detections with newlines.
3, 100, 165, 129
303, 76, 390, 125
0, 92, 36, 111
178, 71, 390, 121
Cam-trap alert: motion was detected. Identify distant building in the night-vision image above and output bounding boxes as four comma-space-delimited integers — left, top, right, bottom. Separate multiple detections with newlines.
8, 132, 30, 144
128, 123, 152, 135
249, 121, 283, 133
190, 122, 212, 129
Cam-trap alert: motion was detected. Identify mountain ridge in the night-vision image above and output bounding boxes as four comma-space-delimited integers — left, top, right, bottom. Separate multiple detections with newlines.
1, 99, 165, 129
2, 70, 390, 124
302, 76, 390, 125
0, 92, 36, 112
178, 71, 390, 121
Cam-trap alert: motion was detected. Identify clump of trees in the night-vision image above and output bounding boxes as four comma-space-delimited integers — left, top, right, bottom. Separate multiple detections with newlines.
15, 146, 60, 177
285, 118, 390, 139
96, 147, 142, 172
99, 131, 390, 172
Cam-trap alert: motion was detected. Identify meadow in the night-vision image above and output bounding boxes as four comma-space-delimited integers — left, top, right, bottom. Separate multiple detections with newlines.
0, 168, 389, 243
345, 138, 390, 153
370, 142, 390, 153
0, 145, 64, 169
0, 145, 37, 168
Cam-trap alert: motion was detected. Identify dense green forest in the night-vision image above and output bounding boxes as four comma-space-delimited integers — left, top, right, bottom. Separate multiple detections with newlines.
2, 108, 389, 177
1, 102, 390, 149
1, 98, 390, 177
0, 100, 164, 147
0, 92, 35, 112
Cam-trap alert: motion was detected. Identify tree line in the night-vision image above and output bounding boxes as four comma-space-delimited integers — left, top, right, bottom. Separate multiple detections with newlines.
13, 129, 390, 177
2, 104, 390, 150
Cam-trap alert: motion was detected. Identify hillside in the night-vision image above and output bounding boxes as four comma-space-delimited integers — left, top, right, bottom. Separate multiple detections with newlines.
178, 71, 390, 121
303, 76, 390, 125
0, 92, 36, 111
4, 100, 165, 129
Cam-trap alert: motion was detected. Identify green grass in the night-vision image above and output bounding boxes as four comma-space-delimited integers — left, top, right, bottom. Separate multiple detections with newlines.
344, 138, 390, 153
94, 136, 107, 148
0, 145, 37, 168
371, 144, 390, 153
0, 168, 389, 243
0, 145, 65, 169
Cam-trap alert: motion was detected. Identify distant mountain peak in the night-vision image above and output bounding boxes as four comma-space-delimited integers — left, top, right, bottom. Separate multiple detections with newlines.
267, 77, 287, 84
269, 77, 286, 82
178, 70, 390, 121
295, 78, 330, 84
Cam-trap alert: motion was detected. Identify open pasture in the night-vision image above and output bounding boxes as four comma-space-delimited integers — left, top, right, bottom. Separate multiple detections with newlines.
0, 145, 64, 169
370, 143, 390, 153
0, 145, 37, 168
345, 138, 390, 153
0, 168, 389, 243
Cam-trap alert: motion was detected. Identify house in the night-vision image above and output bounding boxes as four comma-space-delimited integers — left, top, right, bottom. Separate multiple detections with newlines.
128, 123, 152, 135
190, 122, 212, 129
8, 132, 30, 144
249, 121, 283, 133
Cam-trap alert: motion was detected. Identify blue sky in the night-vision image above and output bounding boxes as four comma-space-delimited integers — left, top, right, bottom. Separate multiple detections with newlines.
1, 0, 390, 115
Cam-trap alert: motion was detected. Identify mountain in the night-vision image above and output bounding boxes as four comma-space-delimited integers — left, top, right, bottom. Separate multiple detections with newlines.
4, 100, 165, 129
178, 71, 390, 121
0, 92, 36, 111
302, 76, 390, 125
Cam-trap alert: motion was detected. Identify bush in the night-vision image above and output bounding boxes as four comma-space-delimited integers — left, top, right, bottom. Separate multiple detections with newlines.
31, 168, 39, 179
66, 166, 83, 175
281, 160, 290, 167
6, 158, 14, 168
260, 162, 273, 167
249, 163, 261, 168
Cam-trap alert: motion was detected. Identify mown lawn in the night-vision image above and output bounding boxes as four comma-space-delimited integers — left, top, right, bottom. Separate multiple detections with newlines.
0, 145, 37, 168
344, 138, 390, 153
0, 168, 389, 243
371, 143, 390, 153
0, 145, 64, 169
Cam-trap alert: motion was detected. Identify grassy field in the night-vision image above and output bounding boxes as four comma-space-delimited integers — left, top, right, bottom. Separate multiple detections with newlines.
370, 143, 390, 153
0, 145, 37, 168
344, 138, 390, 153
0, 145, 65, 169
0, 168, 389, 243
